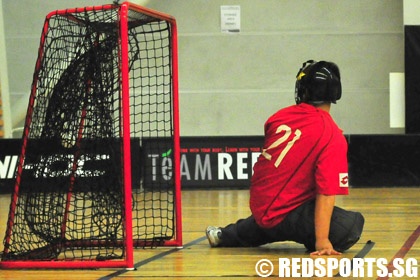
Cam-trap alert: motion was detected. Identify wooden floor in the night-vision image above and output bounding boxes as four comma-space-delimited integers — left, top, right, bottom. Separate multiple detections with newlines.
0, 187, 419, 279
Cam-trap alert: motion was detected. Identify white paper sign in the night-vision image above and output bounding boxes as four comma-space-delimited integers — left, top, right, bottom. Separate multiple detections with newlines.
220, 5, 240, 33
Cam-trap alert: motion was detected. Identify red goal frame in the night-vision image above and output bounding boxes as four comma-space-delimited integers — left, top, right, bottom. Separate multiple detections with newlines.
0, 2, 181, 269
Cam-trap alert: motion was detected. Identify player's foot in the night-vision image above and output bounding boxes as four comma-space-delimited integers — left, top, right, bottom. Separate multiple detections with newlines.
205, 226, 222, 247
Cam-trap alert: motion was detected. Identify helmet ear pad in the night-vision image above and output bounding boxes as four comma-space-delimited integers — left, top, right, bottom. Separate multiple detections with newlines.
295, 61, 341, 104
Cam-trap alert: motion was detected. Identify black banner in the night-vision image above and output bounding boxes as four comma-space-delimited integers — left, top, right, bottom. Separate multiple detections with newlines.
0, 138, 141, 193
0, 137, 264, 193
1, 135, 419, 192
142, 136, 263, 189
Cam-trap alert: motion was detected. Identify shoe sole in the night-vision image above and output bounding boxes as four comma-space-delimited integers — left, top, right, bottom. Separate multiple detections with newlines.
205, 226, 219, 247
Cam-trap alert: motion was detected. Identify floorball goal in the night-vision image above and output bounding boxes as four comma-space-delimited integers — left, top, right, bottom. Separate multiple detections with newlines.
0, 1, 181, 269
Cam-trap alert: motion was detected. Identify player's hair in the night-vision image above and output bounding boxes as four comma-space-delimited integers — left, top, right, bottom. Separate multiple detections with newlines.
295, 60, 342, 104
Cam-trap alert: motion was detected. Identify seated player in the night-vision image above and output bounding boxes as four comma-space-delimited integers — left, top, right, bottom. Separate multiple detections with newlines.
206, 60, 364, 255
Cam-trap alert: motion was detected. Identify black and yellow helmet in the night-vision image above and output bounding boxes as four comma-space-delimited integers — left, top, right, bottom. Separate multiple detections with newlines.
295, 60, 342, 105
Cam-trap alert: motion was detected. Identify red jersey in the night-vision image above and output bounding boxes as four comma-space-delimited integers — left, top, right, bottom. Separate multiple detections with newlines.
250, 103, 349, 228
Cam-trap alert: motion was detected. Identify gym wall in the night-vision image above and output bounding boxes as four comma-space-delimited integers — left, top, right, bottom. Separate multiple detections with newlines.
2, 0, 404, 136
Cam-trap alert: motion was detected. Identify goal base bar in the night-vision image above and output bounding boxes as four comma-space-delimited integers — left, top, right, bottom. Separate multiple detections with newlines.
0, 260, 132, 269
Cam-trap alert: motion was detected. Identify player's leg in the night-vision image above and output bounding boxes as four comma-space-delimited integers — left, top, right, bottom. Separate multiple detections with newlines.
206, 215, 278, 247
328, 206, 365, 252
280, 199, 364, 252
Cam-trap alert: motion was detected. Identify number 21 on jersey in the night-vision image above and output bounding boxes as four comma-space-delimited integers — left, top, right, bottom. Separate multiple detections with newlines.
261, 124, 301, 168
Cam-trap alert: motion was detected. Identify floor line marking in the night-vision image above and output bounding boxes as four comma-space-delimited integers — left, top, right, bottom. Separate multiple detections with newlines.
376, 224, 420, 280
99, 236, 207, 280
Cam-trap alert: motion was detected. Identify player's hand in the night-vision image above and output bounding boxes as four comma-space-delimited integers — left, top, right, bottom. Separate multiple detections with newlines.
310, 238, 341, 256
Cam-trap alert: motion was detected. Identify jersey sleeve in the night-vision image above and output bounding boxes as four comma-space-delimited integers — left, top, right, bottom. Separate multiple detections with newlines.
315, 130, 349, 195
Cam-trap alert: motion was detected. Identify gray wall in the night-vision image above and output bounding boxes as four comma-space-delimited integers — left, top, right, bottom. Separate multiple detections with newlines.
1, 0, 404, 137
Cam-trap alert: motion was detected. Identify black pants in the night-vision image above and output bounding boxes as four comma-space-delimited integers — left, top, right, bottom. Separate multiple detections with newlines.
218, 199, 364, 252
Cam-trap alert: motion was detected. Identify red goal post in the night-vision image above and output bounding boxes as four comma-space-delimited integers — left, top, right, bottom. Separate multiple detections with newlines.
0, 2, 181, 269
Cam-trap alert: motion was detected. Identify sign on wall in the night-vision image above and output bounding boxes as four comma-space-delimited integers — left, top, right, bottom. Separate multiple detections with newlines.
2, 135, 418, 191
0, 137, 264, 193
220, 5, 241, 33
142, 136, 263, 189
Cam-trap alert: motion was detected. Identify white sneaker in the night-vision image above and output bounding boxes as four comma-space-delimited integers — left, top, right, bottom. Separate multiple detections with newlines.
205, 226, 222, 247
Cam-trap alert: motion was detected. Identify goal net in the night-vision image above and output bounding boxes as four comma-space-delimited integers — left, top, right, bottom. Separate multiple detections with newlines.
0, 2, 181, 269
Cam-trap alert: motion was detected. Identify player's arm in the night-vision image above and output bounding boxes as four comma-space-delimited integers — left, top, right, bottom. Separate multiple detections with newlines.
310, 193, 341, 256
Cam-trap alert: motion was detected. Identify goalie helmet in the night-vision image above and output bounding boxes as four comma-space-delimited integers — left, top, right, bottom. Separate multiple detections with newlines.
295, 60, 342, 104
